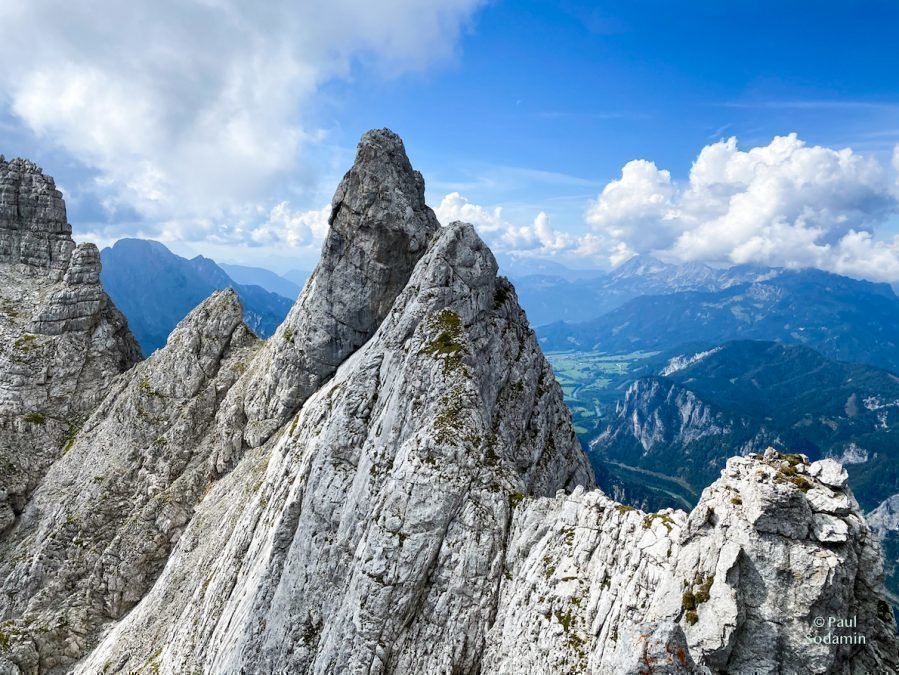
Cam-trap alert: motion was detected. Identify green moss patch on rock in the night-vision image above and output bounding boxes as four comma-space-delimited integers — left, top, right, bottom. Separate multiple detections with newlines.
23, 412, 46, 425
420, 309, 466, 374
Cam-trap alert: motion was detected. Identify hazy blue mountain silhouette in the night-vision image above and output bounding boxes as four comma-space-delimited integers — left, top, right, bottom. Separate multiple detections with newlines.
219, 263, 302, 299
100, 239, 292, 354
538, 268, 899, 373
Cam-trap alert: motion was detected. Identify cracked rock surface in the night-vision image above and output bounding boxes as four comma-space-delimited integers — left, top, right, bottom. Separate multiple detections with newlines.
78, 220, 593, 674
220, 128, 441, 453
484, 448, 898, 673
0, 156, 141, 538
0, 290, 259, 672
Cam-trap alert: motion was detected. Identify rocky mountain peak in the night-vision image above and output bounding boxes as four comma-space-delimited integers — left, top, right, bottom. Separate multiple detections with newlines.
318, 126, 440, 339
0, 132, 896, 674
0, 158, 140, 538
330, 129, 431, 234
230, 128, 442, 449
326, 129, 440, 320
0, 156, 73, 278
73, 212, 594, 675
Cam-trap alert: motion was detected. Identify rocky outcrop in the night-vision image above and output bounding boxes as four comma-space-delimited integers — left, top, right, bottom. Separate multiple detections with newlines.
0, 131, 460, 672
229, 128, 441, 451
0, 157, 73, 278
0, 157, 141, 534
597, 377, 740, 452
0, 290, 259, 673
868, 494, 899, 618
78, 220, 593, 674
870, 494, 899, 536
484, 449, 898, 673
0, 134, 896, 675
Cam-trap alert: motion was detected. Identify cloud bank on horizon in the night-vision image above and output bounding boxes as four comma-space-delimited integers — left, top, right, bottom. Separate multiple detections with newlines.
441, 134, 899, 283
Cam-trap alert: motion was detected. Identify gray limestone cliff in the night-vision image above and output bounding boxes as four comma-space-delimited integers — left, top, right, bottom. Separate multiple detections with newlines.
484, 450, 898, 673
0, 289, 259, 672
222, 129, 441, 452
78, 220, 592, 674
0, 157, 74, 278
0, 156, 141, 535
0, 135, 896, 674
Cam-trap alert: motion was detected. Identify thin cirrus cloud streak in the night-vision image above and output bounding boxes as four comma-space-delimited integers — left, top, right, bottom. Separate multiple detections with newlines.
720, 100, 899, 112
0, 0, 486, 243
440, 134, 899, 283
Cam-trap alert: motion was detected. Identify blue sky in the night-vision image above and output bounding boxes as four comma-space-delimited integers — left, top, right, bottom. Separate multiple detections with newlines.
330, 0, 899, 175
1, 0, 898, 276
325, 0, 899, 229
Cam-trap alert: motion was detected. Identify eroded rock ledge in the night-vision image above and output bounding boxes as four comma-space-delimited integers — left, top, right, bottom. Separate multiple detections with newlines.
0, 156, 141, 535
486, 449, 898, 673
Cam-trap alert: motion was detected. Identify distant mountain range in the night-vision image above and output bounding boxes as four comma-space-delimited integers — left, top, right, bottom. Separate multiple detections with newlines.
219, 263, 304, 299
509, 254, 777, 327
538, 267, 899, 373
282, 268, 312, 287
520, 255, 899, 615
101, 239, 293, 354
590, 340, 899, 509
497, 255, 604, 282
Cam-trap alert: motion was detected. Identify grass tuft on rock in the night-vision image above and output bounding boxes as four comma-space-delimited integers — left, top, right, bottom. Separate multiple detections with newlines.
420, 309, 465, 374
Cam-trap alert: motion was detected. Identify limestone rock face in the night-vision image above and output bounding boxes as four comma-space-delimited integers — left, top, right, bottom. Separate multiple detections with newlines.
0, 129, 448, 673
0, 157, 73, 278
230, 128, 442, 450
78, 220, 593, 675
0, 157, 141, 535
483, 448, 898, 673
869, 493, 899, 535
0, 290, 260, 673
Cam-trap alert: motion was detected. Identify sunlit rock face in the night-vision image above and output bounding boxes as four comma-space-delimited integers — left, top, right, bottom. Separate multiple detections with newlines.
485, 450, 898, 673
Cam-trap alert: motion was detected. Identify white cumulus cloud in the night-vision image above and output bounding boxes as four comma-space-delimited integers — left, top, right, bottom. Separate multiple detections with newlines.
433, 192, 507, 233
586, 134, 899, 281
0, 0, 485, 244
435, 192, 598, 258
249, 203, 332, 249
586, 159, 677, 250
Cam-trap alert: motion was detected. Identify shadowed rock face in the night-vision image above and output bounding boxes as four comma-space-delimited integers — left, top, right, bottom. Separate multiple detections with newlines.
0, 133, 897, 675
218, 128, 443, 455
0, 156, 73, 278
0, 157, 141, 535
